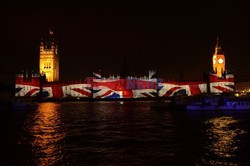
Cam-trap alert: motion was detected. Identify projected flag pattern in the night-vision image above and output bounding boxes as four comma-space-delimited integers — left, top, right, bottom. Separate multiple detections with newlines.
15, 73, 234, 99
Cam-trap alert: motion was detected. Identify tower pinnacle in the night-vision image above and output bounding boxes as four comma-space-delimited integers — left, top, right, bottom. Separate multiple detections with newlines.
49, 28, 54, 35
215, 37, 223, 55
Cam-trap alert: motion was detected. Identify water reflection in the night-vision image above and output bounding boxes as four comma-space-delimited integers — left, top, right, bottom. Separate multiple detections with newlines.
29, 102, 65, 166
204, 116, 246, 165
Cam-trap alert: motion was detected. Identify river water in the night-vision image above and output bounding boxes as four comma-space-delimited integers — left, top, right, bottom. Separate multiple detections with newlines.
1, 101, 250, 165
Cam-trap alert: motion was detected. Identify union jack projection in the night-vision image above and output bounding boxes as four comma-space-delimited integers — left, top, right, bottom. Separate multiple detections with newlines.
92, 79, 128, 99
209, 73, 235, 93
62, 84, 92, 98
158, 82, 207, 97
15, 73, 235, 99
92, 78, 158, 99
15, 74, 92, 98
15, 74, 41, 97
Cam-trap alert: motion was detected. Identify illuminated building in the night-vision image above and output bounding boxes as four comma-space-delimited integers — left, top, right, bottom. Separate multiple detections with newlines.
15, 36, 235, 99
39, 30, 59, 82
212, 38, 225, 78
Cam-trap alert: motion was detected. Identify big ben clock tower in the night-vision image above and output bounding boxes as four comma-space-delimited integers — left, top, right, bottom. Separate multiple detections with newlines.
212, 38, 225, 78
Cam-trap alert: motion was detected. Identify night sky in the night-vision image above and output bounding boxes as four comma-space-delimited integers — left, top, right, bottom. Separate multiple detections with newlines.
1, 1, 250, 83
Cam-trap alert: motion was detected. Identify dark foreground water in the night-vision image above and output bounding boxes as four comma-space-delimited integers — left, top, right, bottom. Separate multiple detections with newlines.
1, 101, 250, 165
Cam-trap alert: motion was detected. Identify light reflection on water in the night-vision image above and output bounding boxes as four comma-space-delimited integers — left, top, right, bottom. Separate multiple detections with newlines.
204, 116, 246, 165
6, 102, 249, 165
28, 102, 65, 166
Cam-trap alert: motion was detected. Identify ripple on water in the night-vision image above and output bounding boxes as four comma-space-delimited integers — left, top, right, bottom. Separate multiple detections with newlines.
1, 101, 249, 165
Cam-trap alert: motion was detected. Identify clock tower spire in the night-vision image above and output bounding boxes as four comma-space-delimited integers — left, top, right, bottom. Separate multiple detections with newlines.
212, 37, 225, 78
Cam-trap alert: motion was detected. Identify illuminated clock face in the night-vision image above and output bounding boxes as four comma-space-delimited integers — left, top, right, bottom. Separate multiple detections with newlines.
218, 58, 224, 64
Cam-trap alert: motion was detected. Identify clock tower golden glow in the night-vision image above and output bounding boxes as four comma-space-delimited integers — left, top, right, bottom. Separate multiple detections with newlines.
39, 30, 59, 82
212, 38, 225, 78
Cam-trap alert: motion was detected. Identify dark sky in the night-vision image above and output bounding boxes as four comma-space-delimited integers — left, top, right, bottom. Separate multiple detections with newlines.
1, 1, 250, 83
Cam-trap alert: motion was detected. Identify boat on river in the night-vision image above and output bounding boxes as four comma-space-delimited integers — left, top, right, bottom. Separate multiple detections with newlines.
187, 96, 250, 111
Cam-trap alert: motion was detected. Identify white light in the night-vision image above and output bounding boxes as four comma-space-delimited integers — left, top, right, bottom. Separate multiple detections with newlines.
218, 58, 224, 64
